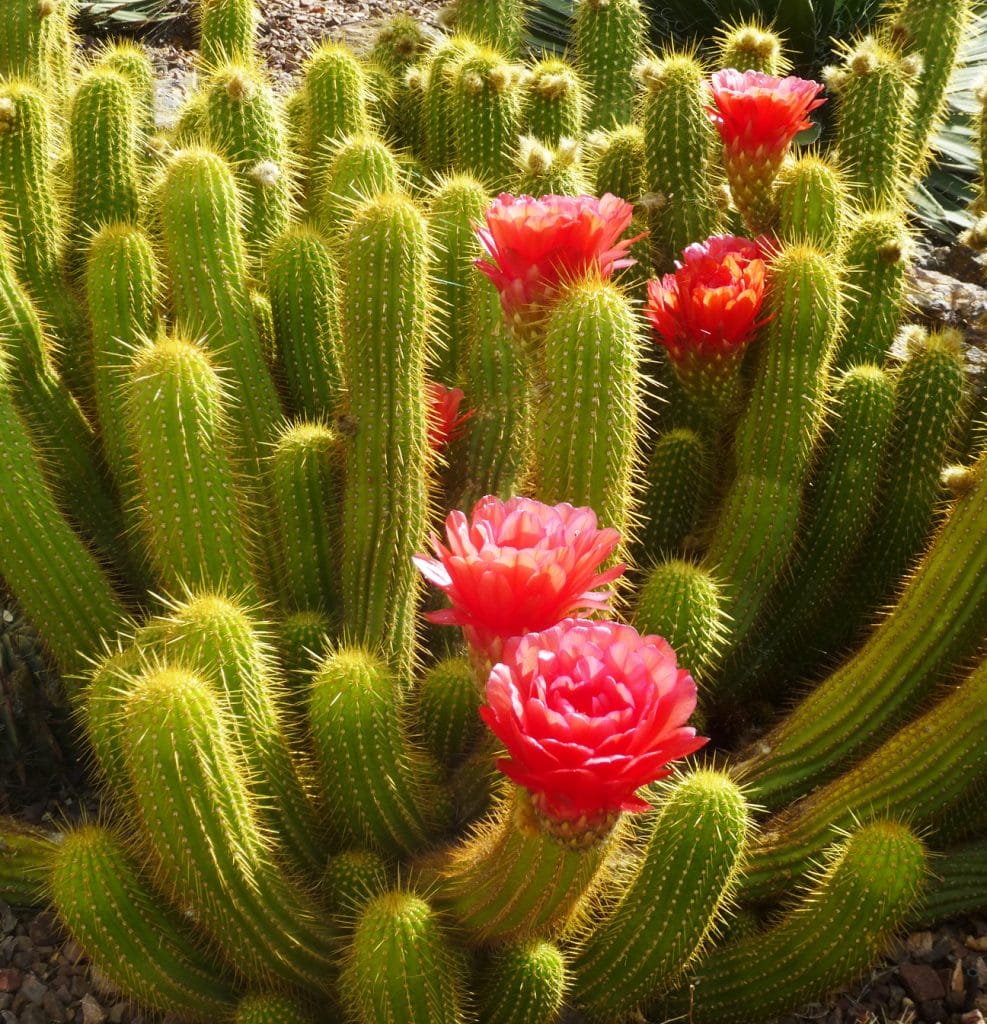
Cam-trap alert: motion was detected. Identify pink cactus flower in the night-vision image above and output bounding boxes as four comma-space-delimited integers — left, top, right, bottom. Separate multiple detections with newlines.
426, 381, 474, 451
482, 618, 707, 827
474, 193, 644, 336
413, 496, 624, 664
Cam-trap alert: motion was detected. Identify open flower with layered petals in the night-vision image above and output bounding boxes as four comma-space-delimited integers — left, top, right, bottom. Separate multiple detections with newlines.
706, 69, 826, 232
646, 235, 769, 419
426, 381, 474, 452
474, 193, 643, 337
481, 618, 706, 835
413, 496, 624, 664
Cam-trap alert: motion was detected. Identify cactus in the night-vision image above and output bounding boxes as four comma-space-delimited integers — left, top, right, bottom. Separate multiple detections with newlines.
0, 15, 980, 1024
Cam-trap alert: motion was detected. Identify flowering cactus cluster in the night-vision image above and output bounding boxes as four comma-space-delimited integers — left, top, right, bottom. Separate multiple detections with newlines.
0, 0, 986, 1022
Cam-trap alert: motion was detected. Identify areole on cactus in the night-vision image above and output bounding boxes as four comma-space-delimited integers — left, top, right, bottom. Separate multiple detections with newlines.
0, 1, 985, 1024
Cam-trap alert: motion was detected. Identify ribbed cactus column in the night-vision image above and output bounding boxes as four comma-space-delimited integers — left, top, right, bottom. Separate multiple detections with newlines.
775, 154, 847, 249
571, 771, 749, 1020
715, 22, 784, 74
835, 210, 910, 369
308, 646, 450, 857
0, 348, 126, 688
886, 0, 972, 173
345, 890, 468, 1024
125, 335, 261, 600
573, 0, 646, 130
451, 46, 521, 192
639, 55, 720, 272
120, 666, 339, 992
0, 0, 69, 98
0, 819, 55, 907
666, 823, 927, 1024
197, 0, 258, 67
832, 37, 917, 208
421, 36, 477, 173
338, 194, 431, 676
450, 0, 524, 55
66, 67, 141, 276
737, 447, 987, 809
702, 245, 843, 665
427, 174, 489, 382
416, 656, 482, 770
50, 825, 239, 1018
0, 226, 124, 563
742, 655, 987, 903
514, 138, 588, 197
534, 278, 643, 542
316, 132, 402, 238
157, 147, 283, 585
204, 63, 292, 275
85, 223, 160, 511
475, 941, 568, 1024
270, 421, 342, 615
96, 40, 156, 142
520, 58, 586, 145
588, 124, 644, 202
267, 225, 342, 420
0, 82, 90, 406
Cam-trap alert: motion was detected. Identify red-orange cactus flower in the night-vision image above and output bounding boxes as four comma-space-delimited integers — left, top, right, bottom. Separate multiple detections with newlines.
426, 381, 474, 451
707, 69, 826, 232
481, 618, 706, 834
413, 496, 624, 664
645, 235, 769, 417
474, 193, 643, 337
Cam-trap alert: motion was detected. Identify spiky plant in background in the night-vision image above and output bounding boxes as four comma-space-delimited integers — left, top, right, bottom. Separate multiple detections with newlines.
0, 1, 986, 1023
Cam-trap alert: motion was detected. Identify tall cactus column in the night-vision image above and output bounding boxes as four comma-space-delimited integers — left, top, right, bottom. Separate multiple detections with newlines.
339, 194, 432, 678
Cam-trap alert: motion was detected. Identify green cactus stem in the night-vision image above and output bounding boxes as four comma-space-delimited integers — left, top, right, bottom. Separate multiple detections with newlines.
449, 0, 524, 57
171, 88, 209, 147
573, 0, 646, 131
451, 278, 533, 511
514, 137, 589, 197
913, 839, 987, 924
476, 940, 568, 1024
0, 348, 126, 687
416, 656, 483, 770
724, 364, 896, 698
270, 421, 342, 615
639, 54, 721, 272
664, 823, 927, 1024
50, 824, 239, 1017
715, 22, 785, 75
346, 889, 468, 1024
634, 428, 710, 564
435, 789, 620, 942
197, 0, 258, 68
0, 0, 71, 100
0, 819, 54, 907
95, 40, 157, 143
832, 37, 917, 209
742, 655, 987, 903
316, 132, 402, 239
308, 646, 450, 858
235, 994, 318, 1024
835, 210, 911, 370
0, 81, 92, 408
571, 770, 750, 1020
120, 665, 339, 991
427, 174, 489, 382
775, 153, 847, 250
66, 67, 141, 277
275, 610, 332, 689
587, 124, 644, 203
368, 14, 428, 148
534, 278, 643, 543
886, 0, 972, 175
0, 225, 126, 564
450, 47, 522, 193
633, 561, 727, 686
204, 63, 293, 276
125, 335, 261, 600
520, 58, 585, 145
736, 447, 987, 810
702, 244, 843, 667
338, 194, 431, 676
322, 848, 389, 925
267, 225, 342, 421
421, 36, 478, 174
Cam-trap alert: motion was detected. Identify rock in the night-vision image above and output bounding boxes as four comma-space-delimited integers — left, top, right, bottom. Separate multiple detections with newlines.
42, 987, 66, 1022
961, 1011, 986, 1024
0, 971, 19, 994
1, 1011, 17, 1024
108, 1002, 127, 1024
81, 994, 107, 1024
18, 973, 46, 1005
900, 962, 946, 1003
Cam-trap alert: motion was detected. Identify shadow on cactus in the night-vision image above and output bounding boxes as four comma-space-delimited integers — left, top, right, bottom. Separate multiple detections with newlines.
0, 0, 986, 1022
